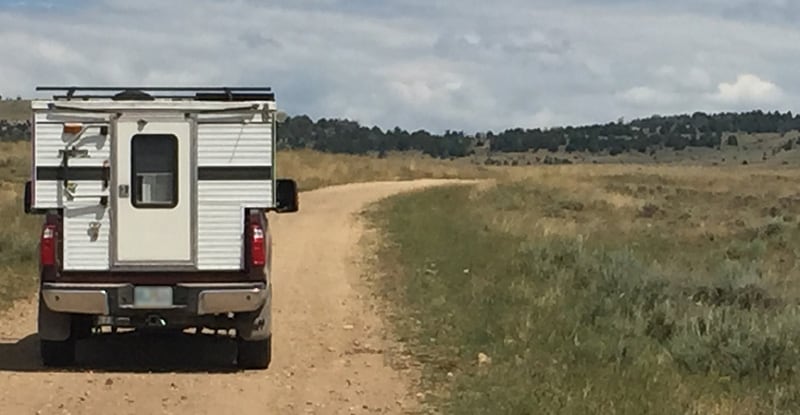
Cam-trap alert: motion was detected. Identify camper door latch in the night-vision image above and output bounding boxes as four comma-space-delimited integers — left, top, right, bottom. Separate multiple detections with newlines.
118, 184, 129, 198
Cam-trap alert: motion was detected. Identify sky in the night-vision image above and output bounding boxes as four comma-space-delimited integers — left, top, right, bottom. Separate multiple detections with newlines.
1, 0, 799, 133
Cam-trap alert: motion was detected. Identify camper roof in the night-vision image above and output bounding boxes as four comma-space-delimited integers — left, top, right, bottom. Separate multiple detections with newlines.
35, 86, 275, 102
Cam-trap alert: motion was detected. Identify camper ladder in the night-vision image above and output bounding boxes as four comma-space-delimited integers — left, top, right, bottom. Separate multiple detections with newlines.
59, 124, 110, 205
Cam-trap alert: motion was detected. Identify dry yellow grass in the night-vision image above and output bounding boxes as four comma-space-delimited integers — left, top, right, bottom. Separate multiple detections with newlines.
0, 100, 31, 121
492, 163, 800, 235
465, 163, 800, 303
0, 140, 31, 200
687, 396, 761, 415
276, 148, 495, 190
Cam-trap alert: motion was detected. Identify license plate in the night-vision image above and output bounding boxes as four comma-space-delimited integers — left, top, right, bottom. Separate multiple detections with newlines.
134, 286, 173, 308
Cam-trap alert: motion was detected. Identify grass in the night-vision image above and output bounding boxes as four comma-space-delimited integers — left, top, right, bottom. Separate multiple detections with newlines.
367, 165, 800, 414
0, 100, 31, 122
0, 141, 42, 311
276, 148, 494, 191
0, 194, 41, 311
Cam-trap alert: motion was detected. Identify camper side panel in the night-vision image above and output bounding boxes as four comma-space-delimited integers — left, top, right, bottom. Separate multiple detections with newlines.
196, 122, 273, 271
197, 123, 273, 166
63, 203, 111, 270
32, 113, 112, 271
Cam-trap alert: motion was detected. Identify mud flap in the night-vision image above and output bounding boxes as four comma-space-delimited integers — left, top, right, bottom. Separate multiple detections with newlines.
37, 293, 72, 341
237, 283, 272, 341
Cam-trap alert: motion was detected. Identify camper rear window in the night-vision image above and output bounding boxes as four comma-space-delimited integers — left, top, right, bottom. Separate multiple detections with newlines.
131, 134, 178, 209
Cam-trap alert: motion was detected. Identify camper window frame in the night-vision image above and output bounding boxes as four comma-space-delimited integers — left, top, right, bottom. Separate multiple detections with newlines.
130, 133, 179, 209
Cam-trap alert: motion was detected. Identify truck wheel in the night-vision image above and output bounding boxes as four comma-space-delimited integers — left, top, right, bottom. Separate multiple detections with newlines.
40, 338, 76, 367
237, 335, 271, 369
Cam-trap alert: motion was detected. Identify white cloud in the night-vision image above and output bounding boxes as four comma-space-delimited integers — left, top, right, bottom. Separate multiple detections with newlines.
619, 86, 678, 106
383, 62, 464, 104
712, 74, 782, 104
1, 0, 800, 133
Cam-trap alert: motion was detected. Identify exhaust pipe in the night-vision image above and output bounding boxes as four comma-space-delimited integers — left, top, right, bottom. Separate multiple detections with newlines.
145, 314, 167, 327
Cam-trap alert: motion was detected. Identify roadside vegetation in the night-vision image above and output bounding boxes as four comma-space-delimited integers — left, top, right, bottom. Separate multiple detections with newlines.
0, 141, 42, 311
368, 165, 800, 414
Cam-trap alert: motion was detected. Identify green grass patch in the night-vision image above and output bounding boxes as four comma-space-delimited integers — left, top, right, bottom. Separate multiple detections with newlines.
369, 181, 800, 414
0, 194, 42, 312
0, 144, 41, 312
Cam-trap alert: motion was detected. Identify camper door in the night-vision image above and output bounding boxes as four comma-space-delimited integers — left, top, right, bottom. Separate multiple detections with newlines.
112, 115, 194, 267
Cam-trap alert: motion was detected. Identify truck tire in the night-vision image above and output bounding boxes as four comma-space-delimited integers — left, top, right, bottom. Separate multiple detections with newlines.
237, 335, 271, 369
40, 338, 76, 367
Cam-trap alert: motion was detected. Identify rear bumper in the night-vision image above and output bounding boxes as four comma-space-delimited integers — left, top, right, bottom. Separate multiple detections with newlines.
41, 282, 268, 316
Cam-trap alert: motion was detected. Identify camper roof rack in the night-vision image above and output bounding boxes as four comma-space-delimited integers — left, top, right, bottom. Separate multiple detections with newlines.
35, 86, 275, 102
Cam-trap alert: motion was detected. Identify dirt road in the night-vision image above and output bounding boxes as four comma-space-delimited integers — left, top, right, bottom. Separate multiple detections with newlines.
0, 179, 470, 415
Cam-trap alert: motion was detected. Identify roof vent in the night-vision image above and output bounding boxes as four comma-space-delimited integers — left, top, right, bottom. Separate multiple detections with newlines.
112, 89, 155, 101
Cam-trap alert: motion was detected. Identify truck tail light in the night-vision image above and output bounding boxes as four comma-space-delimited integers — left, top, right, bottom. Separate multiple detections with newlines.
40, 224, 57, 266
250, 223, 266, 267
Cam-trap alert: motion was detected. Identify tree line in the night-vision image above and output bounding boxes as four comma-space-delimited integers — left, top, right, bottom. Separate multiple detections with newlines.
1, 110, 799, 158
277, 110, 800, 157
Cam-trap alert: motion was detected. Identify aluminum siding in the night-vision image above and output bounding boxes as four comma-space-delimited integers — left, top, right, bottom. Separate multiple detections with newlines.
196, 122, 272, 271
34, 122, 111, 168
196, 182, 271, 271
197, 123, 272, 166
63, 204, 110, 270
33, 119, 111, 271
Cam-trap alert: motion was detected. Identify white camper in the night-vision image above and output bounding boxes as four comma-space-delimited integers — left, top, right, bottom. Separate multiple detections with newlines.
23, 86, 299, 369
